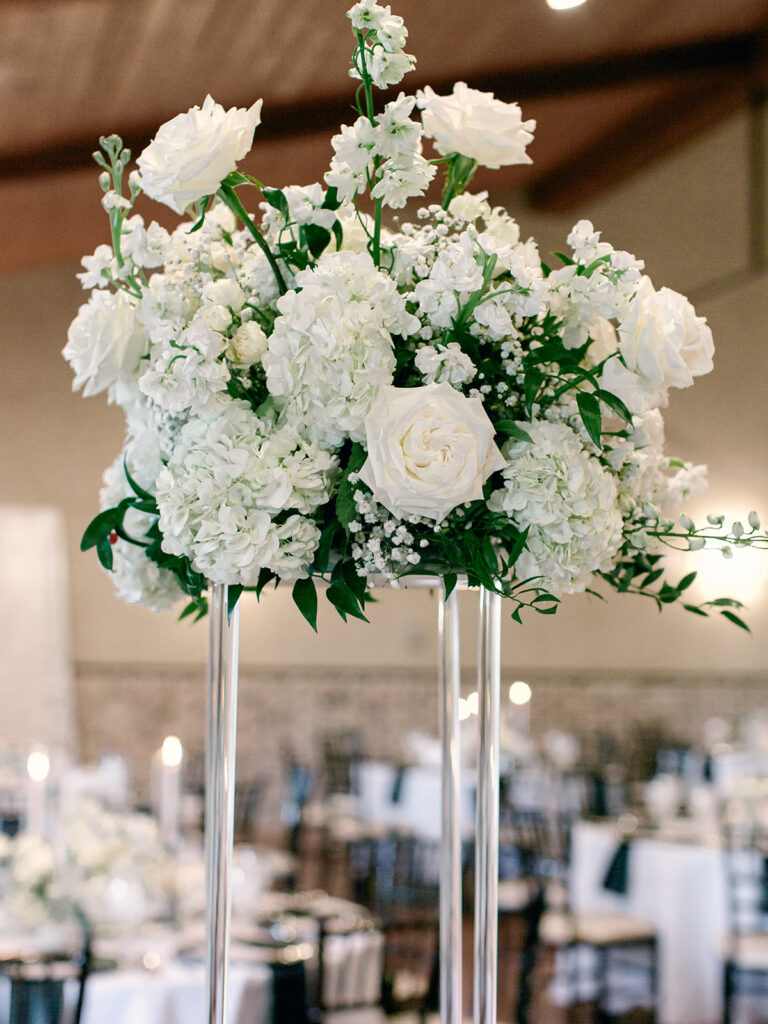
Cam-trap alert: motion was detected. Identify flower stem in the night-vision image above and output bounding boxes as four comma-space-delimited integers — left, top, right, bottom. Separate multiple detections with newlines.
217, 184, 287, 295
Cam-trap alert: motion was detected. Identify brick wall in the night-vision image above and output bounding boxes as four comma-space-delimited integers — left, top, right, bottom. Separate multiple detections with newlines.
76, 663, 768, 819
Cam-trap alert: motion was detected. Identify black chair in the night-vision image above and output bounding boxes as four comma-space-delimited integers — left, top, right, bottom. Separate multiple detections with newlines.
309, 917, 384, 1022
233, 776, 267, 841
722, 817, 768, 1024
348, 832, 440, 922
3, 934, 91, 1024
510, 809, 658, 1023
321, 730, 364, 798
281, 748, 315, 858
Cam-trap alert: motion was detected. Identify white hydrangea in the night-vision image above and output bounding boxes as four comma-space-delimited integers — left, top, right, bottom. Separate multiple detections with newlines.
264, 250, 419, 446
99, 444, 185, 613
414, 342, 476, 385
489, 420, 624, 595
139, 315, 230, 415
155, 399, 337, 585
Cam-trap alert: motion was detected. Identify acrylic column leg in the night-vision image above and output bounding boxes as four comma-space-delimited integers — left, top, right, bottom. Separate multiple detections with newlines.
474, 586, 501, 1024
438, 584, 463, 1024
206, 583, 240, 1024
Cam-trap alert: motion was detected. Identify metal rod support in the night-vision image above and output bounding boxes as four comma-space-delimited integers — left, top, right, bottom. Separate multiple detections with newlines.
474, 586, 501, 1024
438, 585, 463, 1024
206, 584, 240, 1024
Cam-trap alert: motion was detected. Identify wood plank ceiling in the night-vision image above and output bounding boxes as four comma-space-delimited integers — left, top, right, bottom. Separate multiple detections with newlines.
1, 0, 768, 272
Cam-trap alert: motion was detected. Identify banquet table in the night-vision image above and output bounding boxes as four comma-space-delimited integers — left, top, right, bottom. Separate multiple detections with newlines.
0, 893, 385, 1024
570, 819, 729, 1024
354, 760, 475, 839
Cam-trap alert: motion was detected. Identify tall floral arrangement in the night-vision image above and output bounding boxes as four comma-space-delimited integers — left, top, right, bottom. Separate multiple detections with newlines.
64, 0, 765, 630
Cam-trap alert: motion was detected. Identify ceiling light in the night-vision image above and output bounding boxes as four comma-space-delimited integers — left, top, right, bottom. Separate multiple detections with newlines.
547, 0, 588, 10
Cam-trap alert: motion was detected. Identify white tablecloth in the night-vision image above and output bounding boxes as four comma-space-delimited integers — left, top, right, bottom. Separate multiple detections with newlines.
570, 820, 728, 1024
0, 963, 271, 1024
355, 761, 475, 839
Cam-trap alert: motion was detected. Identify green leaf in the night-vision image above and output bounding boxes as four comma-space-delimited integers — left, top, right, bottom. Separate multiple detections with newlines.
254, 568, 277, 599
553, 251, 575, 266
322, 186, 341, 211
595, 388, 633, 424
708, 597, 744, 609
495, 420, 532, 444
188, 195, 212, 233
292, 577, 318, 631
261, 187, 289, 219
523, 368, 544, 414
326, 582, 369, 622
576, 391, 603, 449
677, 571, 697, 593
331, 219, 343, 252
640, 569, 664, 587
96, 535, 114, 571
721, 609, 751, 632
683, 604, 709, 617
81, 500, 131, 551
303, 224, 331, 259
123, 460, 155, 502
178, 600, 203, 622
443, 573, 458, 601
227, 585, 243, 620
335, 444, 367, 532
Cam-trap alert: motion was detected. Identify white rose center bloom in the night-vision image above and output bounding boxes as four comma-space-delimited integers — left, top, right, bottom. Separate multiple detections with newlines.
63, 289, 146, 397
416, 83, 535, 169
136, 95, 263, 214
359, 382, 505, 522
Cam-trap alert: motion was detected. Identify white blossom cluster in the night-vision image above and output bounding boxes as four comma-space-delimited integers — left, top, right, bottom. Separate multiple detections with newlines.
489, 421, 624, 595
347, 1, 415, 89
63, 0, 746, 622
348, 477, 423, 579
326, 93, 435, 208
0, 799, 170, 931
155, 399, 337, 585
547, 220, 645, 349
263, 249, 419, 446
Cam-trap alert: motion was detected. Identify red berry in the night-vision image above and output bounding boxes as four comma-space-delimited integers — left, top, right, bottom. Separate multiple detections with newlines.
109, 531, 118, 545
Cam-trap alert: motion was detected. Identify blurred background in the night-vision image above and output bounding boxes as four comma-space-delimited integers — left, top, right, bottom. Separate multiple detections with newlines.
0, 2, 767, 1021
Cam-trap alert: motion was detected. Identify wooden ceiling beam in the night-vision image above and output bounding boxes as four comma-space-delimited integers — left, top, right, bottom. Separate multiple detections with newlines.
527, 70, 752, 212
0, 31, 760, 182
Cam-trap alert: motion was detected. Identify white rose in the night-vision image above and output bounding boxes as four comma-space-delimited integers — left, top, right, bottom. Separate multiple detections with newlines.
618, 276, 714, 396
63, 289, 146, 397
226, 322, 268, 367
416, 83, 535, 168
136, 95, 262, 214
359, 382, 505, 522
448, 191, 491, 222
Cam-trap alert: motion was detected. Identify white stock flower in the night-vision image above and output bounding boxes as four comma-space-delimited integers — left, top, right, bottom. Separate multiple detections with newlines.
77, 244, 117, 289
63, 289, 146, 397
359, 381, 505, 522
136, 95, 262, 214
264, 250, 418, 446
448, 191, 491, 223
416, 83, 535, 168
489, 420, 624, 595
414, 342, 476, 385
